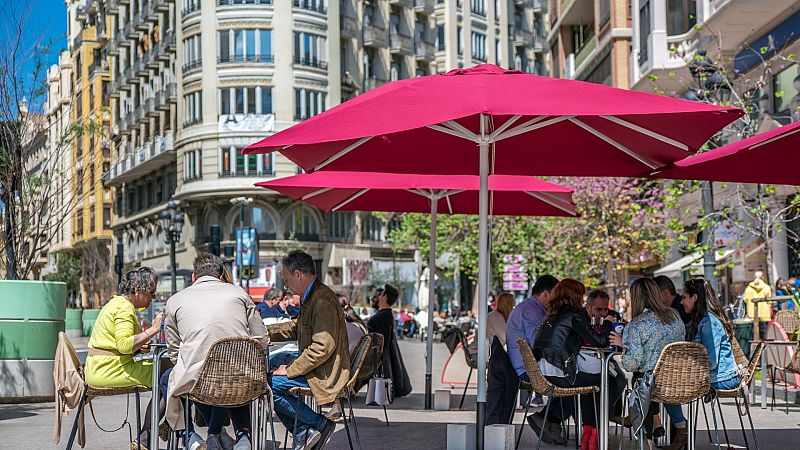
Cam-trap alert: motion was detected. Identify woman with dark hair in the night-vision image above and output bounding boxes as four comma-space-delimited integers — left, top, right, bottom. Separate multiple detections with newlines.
532, 279, 614, 450
84, 267, 166, 448
683, 278, 740, 390
337, 293, 367, 353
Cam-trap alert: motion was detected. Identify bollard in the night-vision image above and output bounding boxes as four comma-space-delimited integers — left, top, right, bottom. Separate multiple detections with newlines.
447, 423, 476, 450
435, 389, 452, 410
484, 424, 515, 450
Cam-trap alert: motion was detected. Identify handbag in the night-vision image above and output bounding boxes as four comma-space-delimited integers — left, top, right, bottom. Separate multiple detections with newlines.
576, 349, 602, 374
365, 339, 394, 406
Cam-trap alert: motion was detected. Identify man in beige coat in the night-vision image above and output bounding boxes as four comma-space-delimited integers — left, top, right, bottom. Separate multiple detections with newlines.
163, 252, 269, 450
269, 250, 349, 450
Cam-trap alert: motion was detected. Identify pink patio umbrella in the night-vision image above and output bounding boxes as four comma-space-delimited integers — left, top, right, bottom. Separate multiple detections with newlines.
257, 171, 577, 409
653, 121, 800, 185
244, 64, 742, 441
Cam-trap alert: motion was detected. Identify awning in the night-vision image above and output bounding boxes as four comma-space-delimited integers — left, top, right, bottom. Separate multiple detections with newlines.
654, 250, 734, 278
247, 286, 272, 302
327, 244, 371, 268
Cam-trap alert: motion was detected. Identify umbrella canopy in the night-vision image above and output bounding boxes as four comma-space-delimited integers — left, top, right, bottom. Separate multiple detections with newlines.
255, 172, 577, 216
245, 64, 742, 177
654, 121, 800, 185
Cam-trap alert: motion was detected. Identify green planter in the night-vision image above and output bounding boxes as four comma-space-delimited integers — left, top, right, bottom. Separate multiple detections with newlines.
65, 308, 83, 338
82, 308, 102, 337
0, 280, 66, 401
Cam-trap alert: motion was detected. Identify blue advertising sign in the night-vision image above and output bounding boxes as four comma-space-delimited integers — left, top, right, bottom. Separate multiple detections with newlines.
236, 227, 258, 269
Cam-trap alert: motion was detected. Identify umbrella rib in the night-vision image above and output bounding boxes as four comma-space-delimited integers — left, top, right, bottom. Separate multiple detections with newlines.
301, 187, 334, 200
525, 191, 576, 215
428, 123, 475, 141
314, 137, 373, 171
532, 190, 575, 208
569, 118, 659, 170
494, 116, 574, 141
331, 188, 370, 211
601, 115, 689, 151
488, 115, 525, 140
750, 125, 800, 150
445, 194, 454, 215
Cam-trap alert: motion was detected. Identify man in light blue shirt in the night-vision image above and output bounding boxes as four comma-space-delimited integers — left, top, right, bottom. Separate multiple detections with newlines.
506, 275, 559, 378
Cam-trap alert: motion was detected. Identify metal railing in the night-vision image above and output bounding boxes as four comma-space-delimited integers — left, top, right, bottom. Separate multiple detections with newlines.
390, 32, 413, 53
182, 59, 202, 73
414, 41, 435, 60
293, 0, 326, 13
217, 54, 274, 63
574, 36, 598, 70
293, 56, 328, 69
217, 0, 272, 5
414, 0, 434, 14
363, 24, 387, 46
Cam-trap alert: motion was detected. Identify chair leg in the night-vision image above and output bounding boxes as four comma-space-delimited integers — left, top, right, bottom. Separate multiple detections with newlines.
65, 390, 88, 450
771, 367, 776, 411
293, 395, 303, 447
341, 397, 354, 450
267, 395, 277, 450
743, 394, 761, 450
592, 393, 599, 450
515, 395, 533, 449
715, 397, 731, 447
135, 391, 142, 450
535, 401, 552, 450
460, 368, 473, 410
708, 398, 722, 450
347, 394, 363, 450
700, 399, 713, 443
382, 405, 389, 426
184, 397, 191, 448
734, 398, 750, 450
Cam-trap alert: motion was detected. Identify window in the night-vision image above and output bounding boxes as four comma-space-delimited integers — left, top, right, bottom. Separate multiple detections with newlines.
76, 168, 83, 196
436, 25, 445, 51
638, 0, 651, 66
246, 30, 256, 61
218, 30, 230, 62
76, 213, 83, 237
259, 30, 272, 62
89, 206, 96, 233
218, 147, 272, 176
261, 86, 272, 114
286, 207, 319, 240
471, 32, 486, 61
219, 29, 272, 63
495, 39, 501, 65
457, 26, 463, 55
184, 149, 202, 181
183, 34, 202, 71
218, 86, 272, 114
666, 0, 696, 36
228, 206, 277, 239
294, 0, 326, 13
471, 0, 485, 16
362, 214, 383, 242
773, 63, 799, 121
182, 0, 201, 14
184, 90, 202, 125
294, 88, 327, 120
329, 211, 354, 242
494, 0, 499, 20
293, 32, 327, 68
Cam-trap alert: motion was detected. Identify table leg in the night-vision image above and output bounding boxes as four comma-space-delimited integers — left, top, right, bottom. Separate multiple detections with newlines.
150, 349, 166, 450
760, 344, 768, 409
599, 354, 612, 450
687, 401, 695, 450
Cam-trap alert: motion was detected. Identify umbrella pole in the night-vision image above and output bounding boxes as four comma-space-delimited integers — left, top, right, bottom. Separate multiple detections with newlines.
425, 196, 437, 410
476, 115, 490, 449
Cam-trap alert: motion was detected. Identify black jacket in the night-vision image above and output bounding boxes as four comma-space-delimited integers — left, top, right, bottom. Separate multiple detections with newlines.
533, 307, 609, 380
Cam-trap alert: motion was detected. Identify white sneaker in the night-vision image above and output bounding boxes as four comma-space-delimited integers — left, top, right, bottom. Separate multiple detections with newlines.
234, 435, 251, 450
186, 431, 205, 450
219, 429, 235, 450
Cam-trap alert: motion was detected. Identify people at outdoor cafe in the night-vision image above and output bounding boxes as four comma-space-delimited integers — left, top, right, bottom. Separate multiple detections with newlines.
268, 250, 348, 450
683, 278, 741, 391
84, 267, 168, 449
532, 279, 622, 450
163, 253, 269, 450
610, 277, 686, 450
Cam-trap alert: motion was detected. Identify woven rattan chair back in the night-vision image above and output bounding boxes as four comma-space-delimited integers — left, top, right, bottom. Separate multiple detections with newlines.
458, 329, 478, 369
652, 342, 710, 405
189, 336, 268, 407
345, 334, 373, 392
747, 341, 765, 379
775, 310, 800, 338
516, 338, 599, 398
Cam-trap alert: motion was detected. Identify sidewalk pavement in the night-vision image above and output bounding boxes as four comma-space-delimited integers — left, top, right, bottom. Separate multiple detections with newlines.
2, 339, 799, 449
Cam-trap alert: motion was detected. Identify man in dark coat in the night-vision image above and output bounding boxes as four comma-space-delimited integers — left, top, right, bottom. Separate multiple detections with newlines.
367, 284, 412, 398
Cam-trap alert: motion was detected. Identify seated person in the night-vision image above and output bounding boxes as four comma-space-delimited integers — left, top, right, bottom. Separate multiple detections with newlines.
84, 267, 167, 449
163, 253, 269, 450
268, 250, 349, 450
611, 278, 686, 449
533, 279, 620, 450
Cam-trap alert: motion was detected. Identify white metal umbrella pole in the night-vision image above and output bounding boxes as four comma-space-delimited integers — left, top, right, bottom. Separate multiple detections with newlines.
476, 114, 490, 449
424, 194, 438, 410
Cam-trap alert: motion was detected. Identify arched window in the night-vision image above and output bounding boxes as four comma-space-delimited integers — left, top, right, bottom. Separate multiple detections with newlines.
285, 207, 319, 241
126, 234, 135, 261
136, 233, 145, 259
228, 206, 277, 240
145, 230, 154, 255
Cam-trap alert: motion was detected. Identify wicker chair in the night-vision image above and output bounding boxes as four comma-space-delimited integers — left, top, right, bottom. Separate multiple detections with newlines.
651, 342, 711, 450
516, 338, 600, 450
454, 328, 478, 409
774, 310, 800, 341
185, 336, 276, 450
288, 333, 374, 450
771, 341, 800, 415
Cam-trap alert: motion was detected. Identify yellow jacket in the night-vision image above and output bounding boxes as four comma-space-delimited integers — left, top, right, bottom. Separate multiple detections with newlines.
744, 278, 772, 321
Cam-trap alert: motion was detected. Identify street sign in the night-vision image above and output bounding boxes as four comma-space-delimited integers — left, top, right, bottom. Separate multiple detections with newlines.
503, 281, 529, 291
236, 227, 258, 280
503, 254, 528, 292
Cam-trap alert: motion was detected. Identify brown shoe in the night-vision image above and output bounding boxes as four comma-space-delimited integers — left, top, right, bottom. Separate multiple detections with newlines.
666, 426, 687, 450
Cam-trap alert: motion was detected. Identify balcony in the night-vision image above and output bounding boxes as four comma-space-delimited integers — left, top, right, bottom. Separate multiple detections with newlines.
414, 41, 435, 61
182, 3, 201, 17
389, 0, 412, 6
124, 20, 138, 39
106, 131, 175, 185
125, 111, 136, 130
106, 0, 119, 14
167, 82, 177, 102
182, 59, 202, 74
532, 34, 546, 52
293, 56, 328, 70
146, 98, 157, 116
532, 0, 547, 12
157, 32, 175, 61
135, 12, 149, 31
146, 48, 160, 69
135, 58, 148, 76
365, 76, 387, 91
363, 24, 387, 47
123, 67, 138, 86
341, 14, 359, 39
155, 90, 169, 110
154, 0, 170, 12
216, 0, 272, 6
293, 0, 326, 14
413, 0, 434, 14
218, 54, 274, 64
558, 0, 593, 26
513, 28, 533, 47
390, 32, 413, 55
574, 36, 598, 73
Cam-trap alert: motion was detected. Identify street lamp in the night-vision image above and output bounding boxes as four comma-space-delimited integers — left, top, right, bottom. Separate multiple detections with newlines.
159, 196, 184, 295
230, 196, 254, 288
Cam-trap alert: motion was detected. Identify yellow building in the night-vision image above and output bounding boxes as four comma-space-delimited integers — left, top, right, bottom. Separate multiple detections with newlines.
69, 1, 114, 307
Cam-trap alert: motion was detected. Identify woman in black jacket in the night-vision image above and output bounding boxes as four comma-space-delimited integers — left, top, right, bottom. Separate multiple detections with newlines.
532, 278, 619, 450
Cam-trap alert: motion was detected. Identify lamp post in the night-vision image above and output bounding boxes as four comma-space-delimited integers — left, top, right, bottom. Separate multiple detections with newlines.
230, 196, 254, 288
159, 196, 184, 295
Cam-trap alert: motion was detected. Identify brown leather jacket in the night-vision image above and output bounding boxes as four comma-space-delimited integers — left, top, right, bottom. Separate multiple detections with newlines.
269, 279, 351, 404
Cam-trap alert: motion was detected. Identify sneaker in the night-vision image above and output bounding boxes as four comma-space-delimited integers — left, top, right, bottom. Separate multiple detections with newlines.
526, 414, 556, 445
186, 432, 205, 450
233, 435, 251, 450
129, 440, 149, 450
312, 419, 336, 450
293, 427, 321, 450
219, 429, 235, 450
205, 434, 225, 450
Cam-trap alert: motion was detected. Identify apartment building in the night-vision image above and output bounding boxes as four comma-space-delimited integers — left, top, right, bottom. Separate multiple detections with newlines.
68, 0, 116, 306
546, 0, 630, 87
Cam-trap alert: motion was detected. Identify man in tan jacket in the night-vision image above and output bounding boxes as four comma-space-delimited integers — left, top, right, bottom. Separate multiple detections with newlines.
164, 252, 269, 450
269, 250, 349, 450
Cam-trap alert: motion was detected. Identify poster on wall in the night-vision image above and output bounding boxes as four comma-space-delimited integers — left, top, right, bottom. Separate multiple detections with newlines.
343, 258, 372, 286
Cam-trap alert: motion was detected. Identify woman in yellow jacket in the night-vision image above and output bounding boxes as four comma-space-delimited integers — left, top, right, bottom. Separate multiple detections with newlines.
84, 267, 164, 449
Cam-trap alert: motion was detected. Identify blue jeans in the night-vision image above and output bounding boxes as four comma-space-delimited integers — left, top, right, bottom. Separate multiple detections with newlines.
712, 376, 740, 390
663, 403, 686, 426
269, 373, 327, 435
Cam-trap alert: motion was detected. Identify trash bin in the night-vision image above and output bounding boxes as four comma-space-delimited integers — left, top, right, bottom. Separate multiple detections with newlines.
733, 318, 754, 359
